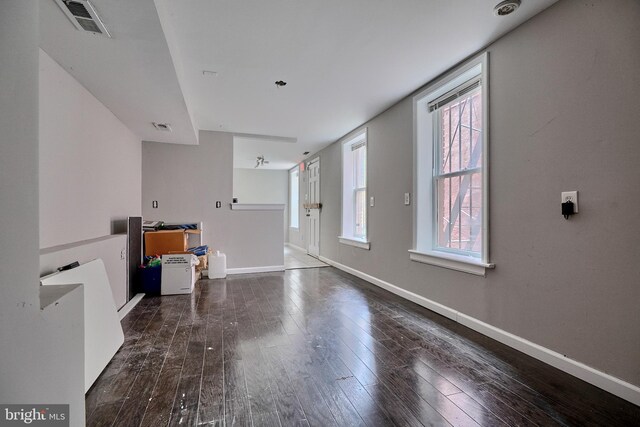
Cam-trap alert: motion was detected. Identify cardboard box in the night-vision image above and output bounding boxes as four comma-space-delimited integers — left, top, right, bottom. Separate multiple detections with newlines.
196, 254, 208, 271
161, 254, 198, 295
144, 230, 187, 256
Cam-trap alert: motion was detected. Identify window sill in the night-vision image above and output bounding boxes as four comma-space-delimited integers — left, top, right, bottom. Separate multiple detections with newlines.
339, 237, 370, 250
408, 250, 494, 276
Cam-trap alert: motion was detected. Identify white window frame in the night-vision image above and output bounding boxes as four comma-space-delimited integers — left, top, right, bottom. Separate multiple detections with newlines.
289, 167, 299, 229
339, 128, 370, 250
411, 52, 494, 275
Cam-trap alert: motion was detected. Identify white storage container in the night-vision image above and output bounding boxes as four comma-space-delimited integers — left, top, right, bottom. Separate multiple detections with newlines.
208, 251, 227, 279
161, 254, 198, 295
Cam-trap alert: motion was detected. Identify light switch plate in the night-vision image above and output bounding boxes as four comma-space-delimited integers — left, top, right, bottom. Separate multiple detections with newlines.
404, 193, 411, 206
561, 191, 578, 213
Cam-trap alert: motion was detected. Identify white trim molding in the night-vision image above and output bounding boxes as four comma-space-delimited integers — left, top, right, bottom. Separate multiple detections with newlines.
413, 52, 492, 267
339, 237, 371, 250
118, 293, 145, 320
226, 265, 285, 275
318, 255, 640, 407
409, 250, 494, 276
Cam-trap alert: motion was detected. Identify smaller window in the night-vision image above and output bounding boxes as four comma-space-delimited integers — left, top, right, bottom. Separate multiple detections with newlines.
289, 168, 299, 229
340, 129, 369, 249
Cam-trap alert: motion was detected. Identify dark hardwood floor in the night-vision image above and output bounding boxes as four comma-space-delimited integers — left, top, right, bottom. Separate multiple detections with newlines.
86, 267, 640, 426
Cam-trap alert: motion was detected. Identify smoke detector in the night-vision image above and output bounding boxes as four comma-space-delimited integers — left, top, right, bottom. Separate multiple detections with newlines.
494, 0, 521, 16
54, 0, 111, 37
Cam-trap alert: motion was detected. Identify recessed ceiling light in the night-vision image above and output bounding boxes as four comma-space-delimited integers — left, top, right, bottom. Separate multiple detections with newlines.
152, 122, 172, 132
275, 80, 287, 87
202, 70, 218, 77
494, 0, 521, 16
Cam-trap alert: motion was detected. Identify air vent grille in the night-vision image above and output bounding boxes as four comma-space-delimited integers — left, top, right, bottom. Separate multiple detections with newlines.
152, 122, 172, 132
65, 1, 91, 18
77, 18, 102, 33
54, 0, 111, 38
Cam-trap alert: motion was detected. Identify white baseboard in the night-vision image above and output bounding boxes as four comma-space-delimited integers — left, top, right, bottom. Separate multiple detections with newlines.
118, 293, 144, 320
318, 255, 640, 406
226, 265, 285, 275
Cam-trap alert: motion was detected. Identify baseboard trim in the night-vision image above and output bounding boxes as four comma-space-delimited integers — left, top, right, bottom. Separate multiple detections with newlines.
318, 256, 458, 321
118, 293, 144, 320
227, 265, 285, 275
318, 255, 640, 406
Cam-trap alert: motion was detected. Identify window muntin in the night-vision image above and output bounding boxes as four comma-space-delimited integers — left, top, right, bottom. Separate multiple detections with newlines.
289, 168, 299, 228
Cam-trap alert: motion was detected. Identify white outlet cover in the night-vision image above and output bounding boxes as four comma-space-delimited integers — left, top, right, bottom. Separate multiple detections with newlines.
561, 191, 578, 213
370, 196, 375, 207
404, 192, 411, 205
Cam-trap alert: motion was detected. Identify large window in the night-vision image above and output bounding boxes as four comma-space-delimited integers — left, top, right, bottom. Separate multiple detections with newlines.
289, 167, 299, 229
412, 53, 493, 275
339, 129, 369, 249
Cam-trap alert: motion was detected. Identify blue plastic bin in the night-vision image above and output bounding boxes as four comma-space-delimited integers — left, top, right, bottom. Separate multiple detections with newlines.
139, 265, 162, 295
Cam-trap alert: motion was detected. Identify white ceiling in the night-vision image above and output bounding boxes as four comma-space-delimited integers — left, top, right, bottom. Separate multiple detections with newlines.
234, 134, 299, 170
40, 0, 557, 169
40, 0, 199, 145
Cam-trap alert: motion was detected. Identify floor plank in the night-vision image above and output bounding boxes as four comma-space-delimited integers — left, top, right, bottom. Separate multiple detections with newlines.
86, 267, 640, 427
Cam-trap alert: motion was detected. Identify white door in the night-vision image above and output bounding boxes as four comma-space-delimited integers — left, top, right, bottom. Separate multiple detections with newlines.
307, 158, 320, 257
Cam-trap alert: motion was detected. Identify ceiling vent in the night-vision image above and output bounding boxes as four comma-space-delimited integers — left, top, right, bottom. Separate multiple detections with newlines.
54, 0, 111, 38
152, 122, 172, 132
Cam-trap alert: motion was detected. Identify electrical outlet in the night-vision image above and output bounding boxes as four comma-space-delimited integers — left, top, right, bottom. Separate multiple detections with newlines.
404, 192, 411, 206
152, 200, 158, 209
215, 201, 222, 208
370, 196, 375, 207
120, 249, 126, 260
561, 191, 578, 213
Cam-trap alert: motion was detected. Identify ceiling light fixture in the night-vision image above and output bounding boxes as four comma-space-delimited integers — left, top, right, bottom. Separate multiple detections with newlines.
275, 80, 287, 87
494, 0, 521, 16
255, 155, 270, 168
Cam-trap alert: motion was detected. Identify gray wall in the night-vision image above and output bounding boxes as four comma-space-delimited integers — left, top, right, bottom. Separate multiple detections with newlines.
0, 2, 84, 425
309, 0, 640, 387
39, 49, 142, 249
233, 168, 288, 205
142, 131, 284, 269
233, 168, 288, 241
